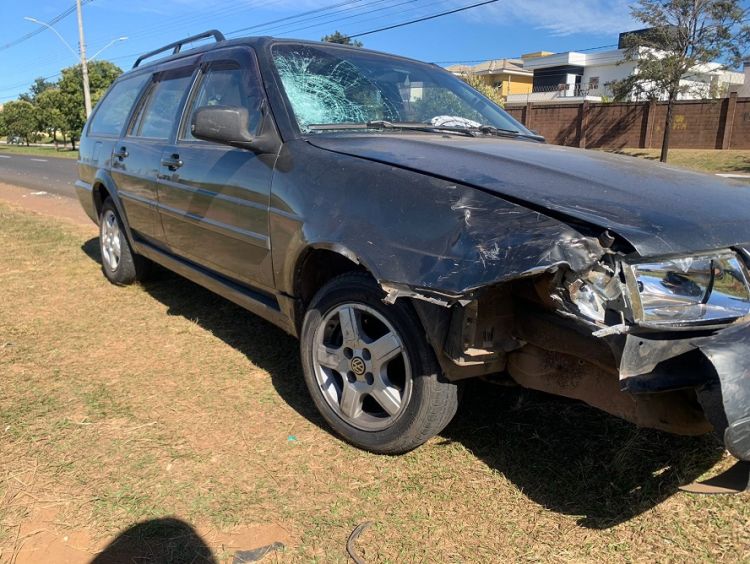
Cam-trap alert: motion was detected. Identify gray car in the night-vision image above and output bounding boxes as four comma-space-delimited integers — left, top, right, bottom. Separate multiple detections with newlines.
76, 31, 750, 467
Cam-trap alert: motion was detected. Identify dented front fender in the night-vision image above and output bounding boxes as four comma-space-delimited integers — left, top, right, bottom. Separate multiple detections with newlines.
271, 140, 605, 300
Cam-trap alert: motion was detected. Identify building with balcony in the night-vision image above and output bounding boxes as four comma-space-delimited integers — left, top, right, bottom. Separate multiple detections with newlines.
505, 31, 744, 105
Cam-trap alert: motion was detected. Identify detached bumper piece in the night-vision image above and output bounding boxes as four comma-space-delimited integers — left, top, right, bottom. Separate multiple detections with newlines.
618, 321, 750, 464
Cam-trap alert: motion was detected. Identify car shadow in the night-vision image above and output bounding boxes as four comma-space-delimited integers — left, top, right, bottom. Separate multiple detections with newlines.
90, 517, 216, 563
80, 239, 725, 530
442, 381, 723, 529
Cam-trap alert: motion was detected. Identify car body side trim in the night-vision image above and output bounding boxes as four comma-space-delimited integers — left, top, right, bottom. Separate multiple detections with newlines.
269, 207, 302, 221
118, 190, 156, 208
156, 202, 270, 248
158, 178, 268, 212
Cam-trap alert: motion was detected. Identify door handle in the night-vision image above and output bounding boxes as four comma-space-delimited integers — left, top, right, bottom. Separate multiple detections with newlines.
113, 147, 128, 160
161, 154, 184, 171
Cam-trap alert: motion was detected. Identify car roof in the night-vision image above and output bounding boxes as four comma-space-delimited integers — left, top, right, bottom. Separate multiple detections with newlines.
120, 33, 437, 78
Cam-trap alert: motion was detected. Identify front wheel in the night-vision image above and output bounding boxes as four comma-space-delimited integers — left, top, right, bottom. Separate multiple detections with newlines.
300, 273, 459, 454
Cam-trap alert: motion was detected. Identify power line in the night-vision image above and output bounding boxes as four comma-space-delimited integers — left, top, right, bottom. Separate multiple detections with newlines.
235, 0, 401, 36
228, 0, 369, 35
110, 0, 435, 64
349, 0, 499, 38
0, 73, 62, 98
0, 0, 96, 53
88, 0, 390, 61
0, 0, 620, 98
95, 0, 287, 45
273, 0, 426, 37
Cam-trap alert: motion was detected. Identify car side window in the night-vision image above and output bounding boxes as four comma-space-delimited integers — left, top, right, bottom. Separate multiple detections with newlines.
130, 71, 194, 140
88, 73, 149, 137
180, 63, 264, 141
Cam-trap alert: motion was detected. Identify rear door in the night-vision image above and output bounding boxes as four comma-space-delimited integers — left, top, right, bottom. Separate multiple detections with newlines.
110, 65, 195, 245
86, 72, 149, 232
156, 47, 275, 289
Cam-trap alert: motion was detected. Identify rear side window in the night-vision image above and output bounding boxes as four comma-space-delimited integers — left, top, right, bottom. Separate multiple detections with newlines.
131, 72, 193, 139
88, 74, 149, 137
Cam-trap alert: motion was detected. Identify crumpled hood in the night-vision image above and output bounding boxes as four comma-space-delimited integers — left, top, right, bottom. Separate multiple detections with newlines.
307, 134, 750, 257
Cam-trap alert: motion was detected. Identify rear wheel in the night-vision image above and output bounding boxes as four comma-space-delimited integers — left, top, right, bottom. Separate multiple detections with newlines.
99, 199, 149, 285
300, 273, 459, 454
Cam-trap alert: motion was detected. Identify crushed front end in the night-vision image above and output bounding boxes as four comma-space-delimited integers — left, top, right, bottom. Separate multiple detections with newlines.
411, 239, 750, 462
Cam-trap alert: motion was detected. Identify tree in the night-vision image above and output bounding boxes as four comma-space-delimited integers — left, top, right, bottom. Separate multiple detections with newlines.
35, 89, 69, 149
58, 60, 122, 148
462, 74, 505, 107
19, 77, 55, 103
0, 101, 39, 146
322, 31, 363, 47
612, 0, 750, 162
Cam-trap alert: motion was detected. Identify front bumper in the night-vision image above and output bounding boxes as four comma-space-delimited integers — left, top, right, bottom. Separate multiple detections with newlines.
618, 321, 750, 461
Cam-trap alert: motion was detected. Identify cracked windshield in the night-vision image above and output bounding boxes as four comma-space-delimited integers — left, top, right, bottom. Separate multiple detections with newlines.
272, 43, 529, 134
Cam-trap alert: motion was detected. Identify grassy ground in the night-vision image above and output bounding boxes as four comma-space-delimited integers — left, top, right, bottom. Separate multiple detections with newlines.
1, 201, 749, 562
0, 144, 78, 159
607, 149, 750, 175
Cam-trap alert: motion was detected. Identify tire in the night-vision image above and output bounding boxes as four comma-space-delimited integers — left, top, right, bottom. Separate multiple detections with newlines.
99, 199, 149, 285
300, 272, 459, 454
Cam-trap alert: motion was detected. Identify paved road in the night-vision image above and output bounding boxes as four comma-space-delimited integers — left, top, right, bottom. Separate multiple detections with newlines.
0, 153, 78, 198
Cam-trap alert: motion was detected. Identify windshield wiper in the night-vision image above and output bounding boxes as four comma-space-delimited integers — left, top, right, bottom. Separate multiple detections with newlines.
307, 121, 544, 141
471, 125, 544, 141
308, 121, 476, 138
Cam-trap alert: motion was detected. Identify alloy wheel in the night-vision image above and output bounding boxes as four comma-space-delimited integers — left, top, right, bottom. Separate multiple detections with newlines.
100, 209, 122, 272
312, 303, 413, 431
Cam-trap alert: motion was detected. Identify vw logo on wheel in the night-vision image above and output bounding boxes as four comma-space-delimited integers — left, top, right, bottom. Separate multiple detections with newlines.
350, 357, 367, 377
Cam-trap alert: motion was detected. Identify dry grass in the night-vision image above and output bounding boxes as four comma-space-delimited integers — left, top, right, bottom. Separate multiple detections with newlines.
606, 149, 750, 175
1, 201, 749, 562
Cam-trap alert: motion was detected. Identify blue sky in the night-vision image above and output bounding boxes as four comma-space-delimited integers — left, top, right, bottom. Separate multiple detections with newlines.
0, 0, 643, 102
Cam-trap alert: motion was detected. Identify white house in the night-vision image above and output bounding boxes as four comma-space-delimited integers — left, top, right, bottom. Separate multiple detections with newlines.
739, 60, 750, 97
506, 35, 744, 105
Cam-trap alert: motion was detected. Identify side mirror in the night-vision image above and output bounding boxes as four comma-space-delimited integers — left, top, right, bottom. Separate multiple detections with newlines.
191, 105, 255, 148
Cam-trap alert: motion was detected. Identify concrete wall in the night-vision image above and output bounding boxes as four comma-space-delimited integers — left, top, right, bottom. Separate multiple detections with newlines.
506, 94, 748, 150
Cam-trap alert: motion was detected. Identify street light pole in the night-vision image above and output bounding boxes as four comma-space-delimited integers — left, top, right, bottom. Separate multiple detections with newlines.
89, 37, 128, 61
75, 0, 92, 118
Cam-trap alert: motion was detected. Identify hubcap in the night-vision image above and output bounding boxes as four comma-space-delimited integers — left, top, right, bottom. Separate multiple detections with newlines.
313, 303, 413, 431
100, 210, 121, 272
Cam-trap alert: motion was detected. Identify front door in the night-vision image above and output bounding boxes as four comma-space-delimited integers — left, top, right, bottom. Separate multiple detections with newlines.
156, 47, 275, 290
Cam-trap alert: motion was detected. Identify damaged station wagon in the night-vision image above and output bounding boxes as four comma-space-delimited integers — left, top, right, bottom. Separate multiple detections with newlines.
76, 31, 750, 465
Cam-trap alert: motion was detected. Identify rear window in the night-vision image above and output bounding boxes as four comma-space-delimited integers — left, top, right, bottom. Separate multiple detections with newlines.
89, 74, 149, 137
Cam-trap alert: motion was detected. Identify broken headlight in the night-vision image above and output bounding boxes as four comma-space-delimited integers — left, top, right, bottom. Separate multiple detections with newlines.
627, 252, 750, 325
567, 265, 621, 324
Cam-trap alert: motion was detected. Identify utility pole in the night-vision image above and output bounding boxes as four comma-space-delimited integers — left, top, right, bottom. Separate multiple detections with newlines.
76, 0, 92, 118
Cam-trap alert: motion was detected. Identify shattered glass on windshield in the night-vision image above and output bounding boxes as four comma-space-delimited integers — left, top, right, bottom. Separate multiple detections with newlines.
273, 46, 402, 130
271, 44, 527, 134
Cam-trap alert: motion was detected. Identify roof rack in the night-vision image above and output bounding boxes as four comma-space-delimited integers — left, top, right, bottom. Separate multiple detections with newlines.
133, 30, 226, 69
